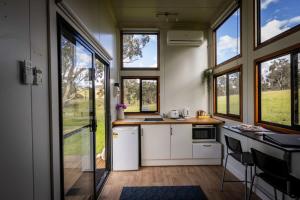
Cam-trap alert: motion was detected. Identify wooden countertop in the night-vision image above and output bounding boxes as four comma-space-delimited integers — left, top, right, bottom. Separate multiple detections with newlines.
112, 117, 224, 126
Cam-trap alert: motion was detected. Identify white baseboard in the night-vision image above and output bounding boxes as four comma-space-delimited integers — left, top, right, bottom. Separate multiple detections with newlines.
142, 159, 221, 166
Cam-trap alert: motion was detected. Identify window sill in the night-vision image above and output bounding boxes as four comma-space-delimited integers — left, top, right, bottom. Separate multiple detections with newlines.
215, 55, 242, 69
213, 113, 242, 122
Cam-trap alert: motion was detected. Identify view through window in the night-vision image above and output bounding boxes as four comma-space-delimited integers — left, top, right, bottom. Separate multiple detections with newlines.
215, 67, 241, 120
215, 8, 240, 65
122, 77, 159, 113
258, 0, 300, 43
122, 32, 158, 69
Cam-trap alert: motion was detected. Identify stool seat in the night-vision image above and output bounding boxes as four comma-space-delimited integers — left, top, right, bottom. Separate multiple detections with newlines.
231, 152, 254, 166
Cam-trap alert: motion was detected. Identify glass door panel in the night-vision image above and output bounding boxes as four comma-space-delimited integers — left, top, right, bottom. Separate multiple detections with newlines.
95, 58, 108, 189
61, 34, 94, 200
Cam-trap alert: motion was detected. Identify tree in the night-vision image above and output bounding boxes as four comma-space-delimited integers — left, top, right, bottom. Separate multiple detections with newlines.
217, 75, 226, 96
123, 34, 150, 63
261, 58, 290, 91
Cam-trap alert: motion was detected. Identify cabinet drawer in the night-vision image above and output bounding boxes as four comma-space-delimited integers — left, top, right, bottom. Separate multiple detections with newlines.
193, 143, 221, 159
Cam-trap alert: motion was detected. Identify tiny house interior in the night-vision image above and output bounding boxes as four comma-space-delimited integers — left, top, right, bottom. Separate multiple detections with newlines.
1, 0, 300, 199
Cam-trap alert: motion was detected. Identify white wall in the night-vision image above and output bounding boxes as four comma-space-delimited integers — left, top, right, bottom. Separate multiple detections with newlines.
210, 0, 300, 199
121, 29, 209, 116
0, 0, 51, 199
48, 0, 119, 199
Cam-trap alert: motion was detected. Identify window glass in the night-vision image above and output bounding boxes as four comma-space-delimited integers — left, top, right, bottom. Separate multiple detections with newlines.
142, 80, 158, 112
260, 55, 291, 126
297, 54, 300, 125
122, 33, 158, 69
216, 8, 240, 65
229, 72, 240, 115
217, 75, 227, 114
61, 36, 92, 134
259, 0, 300, 43
123, 79, 140, 112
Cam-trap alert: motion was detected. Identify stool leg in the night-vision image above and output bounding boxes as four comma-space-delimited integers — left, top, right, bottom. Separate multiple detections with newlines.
221, 154, 229, 191
245, 166, 248, 200
248, 175, 256, 200
281, 192, 284, 200
274, 188, 278, 200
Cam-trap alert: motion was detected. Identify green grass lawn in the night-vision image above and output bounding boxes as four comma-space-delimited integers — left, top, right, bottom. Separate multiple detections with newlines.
217, 90, 291, 126
261, 90, 291, 126
63, 98, 106, 156
217, 95, 239, 115
125, 103, 157, 112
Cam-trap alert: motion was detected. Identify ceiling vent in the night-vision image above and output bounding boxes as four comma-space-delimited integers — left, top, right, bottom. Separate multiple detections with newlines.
167, 30, 204, 46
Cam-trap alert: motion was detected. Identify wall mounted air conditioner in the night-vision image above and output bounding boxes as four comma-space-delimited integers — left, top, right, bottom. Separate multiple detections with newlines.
167, 30, 204, 46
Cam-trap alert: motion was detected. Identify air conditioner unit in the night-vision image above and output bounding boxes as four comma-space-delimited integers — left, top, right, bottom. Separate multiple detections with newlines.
167, 30, 204, 46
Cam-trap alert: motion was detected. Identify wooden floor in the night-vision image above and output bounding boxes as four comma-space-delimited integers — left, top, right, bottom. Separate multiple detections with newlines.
99, 166, 261, 200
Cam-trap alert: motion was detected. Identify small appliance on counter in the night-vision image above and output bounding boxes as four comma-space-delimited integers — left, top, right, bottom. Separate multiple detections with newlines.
168, 110, 180, 119
197, 110, 210, 119
182, 107, 190, 118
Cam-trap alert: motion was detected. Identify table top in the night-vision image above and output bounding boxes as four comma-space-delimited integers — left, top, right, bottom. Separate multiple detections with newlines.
223, 126, 300, 153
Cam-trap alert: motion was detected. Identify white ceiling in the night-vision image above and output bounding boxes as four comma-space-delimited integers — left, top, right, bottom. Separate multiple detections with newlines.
111, 0, 233, 27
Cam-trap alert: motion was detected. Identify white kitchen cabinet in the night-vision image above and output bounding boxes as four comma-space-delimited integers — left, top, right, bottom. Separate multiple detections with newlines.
171, 124, 193, 159
141, 125, 171, 160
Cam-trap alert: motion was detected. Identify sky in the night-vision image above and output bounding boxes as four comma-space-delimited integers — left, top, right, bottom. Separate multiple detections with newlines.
216, 0, 300, 64
260, 0, 300, 42
123, 34, 158, 68
216, 9, 240, 65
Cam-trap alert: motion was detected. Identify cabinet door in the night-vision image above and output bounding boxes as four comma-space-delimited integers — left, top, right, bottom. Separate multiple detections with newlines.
141, 125, 171, 160
171, 124, 193, 159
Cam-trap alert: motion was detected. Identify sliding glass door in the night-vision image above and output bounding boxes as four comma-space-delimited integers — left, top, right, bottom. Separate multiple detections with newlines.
58, 16, 110, 200
94, 57, 110, 192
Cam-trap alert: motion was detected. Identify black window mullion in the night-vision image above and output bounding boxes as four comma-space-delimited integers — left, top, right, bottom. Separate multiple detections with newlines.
257, 0, 262, 45
226, 73, 230, 115
291, 52, 299, 127
139, 78, 142, 112
258, 64, 262, 122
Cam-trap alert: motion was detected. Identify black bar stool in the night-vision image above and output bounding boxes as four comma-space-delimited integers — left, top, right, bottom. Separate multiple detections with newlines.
221, 135, 254, 200
248, 148, 300, 200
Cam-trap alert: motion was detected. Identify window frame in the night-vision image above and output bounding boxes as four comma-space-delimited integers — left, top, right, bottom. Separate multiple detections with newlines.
213, 65, 243, 121
121, 76, 160, 114
120, 31, 160, 70
254, 44, 300, 133
254, 0, 300, 49
213, 6, 242, 67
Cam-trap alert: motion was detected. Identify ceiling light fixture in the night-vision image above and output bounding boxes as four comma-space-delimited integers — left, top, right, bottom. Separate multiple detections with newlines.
156, 12, 179, 23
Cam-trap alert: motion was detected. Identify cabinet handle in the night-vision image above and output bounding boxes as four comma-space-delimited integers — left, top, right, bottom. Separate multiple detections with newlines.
141, 128, 143, 136
203, 144, 212, 147
170, 127, 173, 135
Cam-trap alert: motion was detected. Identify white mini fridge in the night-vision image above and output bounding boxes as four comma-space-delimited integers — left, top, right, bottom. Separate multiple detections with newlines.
112, 126, 139, 171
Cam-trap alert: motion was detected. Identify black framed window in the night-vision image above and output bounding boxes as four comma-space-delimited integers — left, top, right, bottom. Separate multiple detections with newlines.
256, 0, 300, 45
214, 7, 241, 65
121, 77, 159, 113
214, 66, 242, 120
121, 32, 159, 70
257, 51, 300, 131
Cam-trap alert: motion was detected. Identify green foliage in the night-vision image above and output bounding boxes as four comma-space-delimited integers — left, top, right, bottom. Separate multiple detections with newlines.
201, 68, 213, 85
123, 34, 150, 63
261, 57, 290, 91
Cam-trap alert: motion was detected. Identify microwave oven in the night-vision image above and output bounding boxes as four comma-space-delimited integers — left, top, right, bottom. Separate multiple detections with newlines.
192, 125, 216, 142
